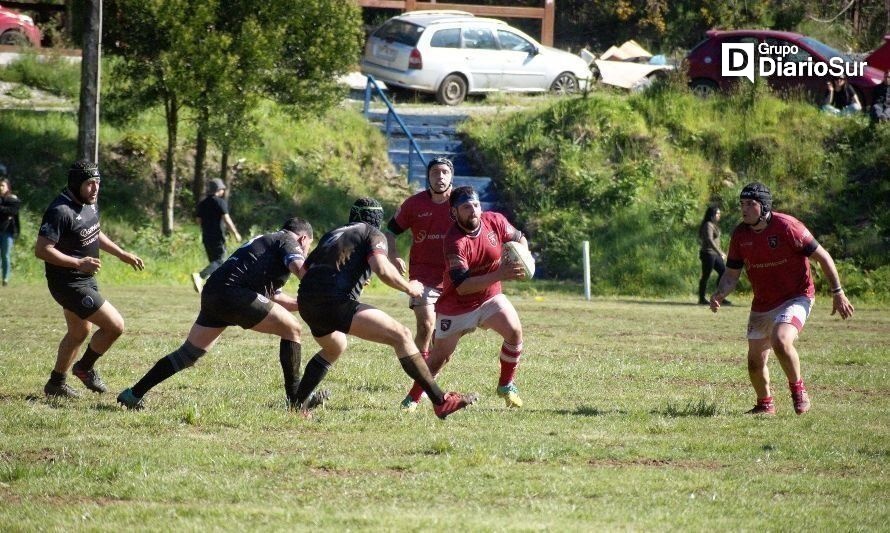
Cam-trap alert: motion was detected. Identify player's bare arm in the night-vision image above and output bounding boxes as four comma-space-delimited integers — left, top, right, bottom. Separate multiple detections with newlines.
35, 235, 101, 273
99, 232, 145, 271
369, 253, 422, 297
810, 245, 854, 319
710, 267, 741, 312
384, 231, 407, 275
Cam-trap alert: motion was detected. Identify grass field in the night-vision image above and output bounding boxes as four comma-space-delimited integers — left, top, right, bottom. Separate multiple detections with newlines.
1, 283, 888, 530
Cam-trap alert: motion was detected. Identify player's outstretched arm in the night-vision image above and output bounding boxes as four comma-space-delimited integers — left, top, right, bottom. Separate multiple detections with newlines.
810, 245, 854, 319
98, 232, 145, 271
35, 235, 101, 273
710, 267, 741, 313
369, 253, 422, 298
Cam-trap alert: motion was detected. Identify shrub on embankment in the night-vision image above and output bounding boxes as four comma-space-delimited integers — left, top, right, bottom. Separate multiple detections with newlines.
461, 81, 890, 300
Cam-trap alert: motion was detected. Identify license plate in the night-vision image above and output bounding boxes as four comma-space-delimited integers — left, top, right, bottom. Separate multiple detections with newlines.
374, 43, 397, 62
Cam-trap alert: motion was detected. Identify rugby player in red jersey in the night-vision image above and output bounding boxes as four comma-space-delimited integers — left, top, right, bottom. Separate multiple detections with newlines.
402, 185, 530, 410
710, 183, 854, 415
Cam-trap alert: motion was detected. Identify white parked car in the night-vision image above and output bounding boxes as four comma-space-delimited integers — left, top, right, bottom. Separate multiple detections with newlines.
360, 10, 592, 105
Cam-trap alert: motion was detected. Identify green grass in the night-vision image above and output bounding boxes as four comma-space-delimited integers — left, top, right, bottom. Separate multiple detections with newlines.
1, 284, 887, 529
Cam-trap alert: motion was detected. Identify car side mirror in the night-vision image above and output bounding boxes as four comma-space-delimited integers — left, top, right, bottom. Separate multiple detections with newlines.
530, 46, 540, 56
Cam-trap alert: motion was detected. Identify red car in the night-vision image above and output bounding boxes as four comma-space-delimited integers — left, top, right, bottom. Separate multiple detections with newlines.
0, 3, 41, 47
866, 34, 890, 72
686, 29, 883, 105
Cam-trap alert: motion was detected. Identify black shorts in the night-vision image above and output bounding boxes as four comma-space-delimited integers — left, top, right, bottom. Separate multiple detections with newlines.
298, 296, 360, 338
196, 286, 273, 329
47, 276, 106, 319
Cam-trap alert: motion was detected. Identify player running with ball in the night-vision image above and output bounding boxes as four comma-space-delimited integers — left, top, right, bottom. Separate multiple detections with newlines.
401, 185, 531, 411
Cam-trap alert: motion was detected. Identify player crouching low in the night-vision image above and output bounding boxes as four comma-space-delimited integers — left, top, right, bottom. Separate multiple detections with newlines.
402, 186, 531, 411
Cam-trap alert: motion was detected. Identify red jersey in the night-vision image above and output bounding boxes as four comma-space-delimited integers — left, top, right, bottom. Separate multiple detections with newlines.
727, 212, 819, 312
437, 211, 520, 315
389, 190, 453, 289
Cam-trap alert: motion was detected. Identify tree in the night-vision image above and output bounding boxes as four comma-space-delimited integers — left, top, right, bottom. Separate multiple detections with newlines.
104, 0, 364, 234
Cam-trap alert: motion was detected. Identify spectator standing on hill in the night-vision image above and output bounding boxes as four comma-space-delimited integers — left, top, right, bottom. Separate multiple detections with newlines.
385, 156, 455, 361
0, 172, 21, 286
870, 70, 890, 123
697, 205, 730, 306
294, 197, 476, 419
192, 178, 241, 293
710, 182, 854, 415
822, 77, 862, 115
35, 160, 145, 398
401, 186, 530, 412
117, 218, 324, 411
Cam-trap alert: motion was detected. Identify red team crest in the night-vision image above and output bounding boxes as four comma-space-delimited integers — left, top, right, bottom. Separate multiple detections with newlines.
487, 231, 498, 247
440, 319, 451, 331
768, 235, 778, 249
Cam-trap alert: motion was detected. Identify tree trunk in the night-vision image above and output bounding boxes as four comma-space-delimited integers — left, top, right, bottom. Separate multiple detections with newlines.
162, 92, 179, 236
76, 0, 101, 162
192, 106, 209, 206
219, 146, 230, 201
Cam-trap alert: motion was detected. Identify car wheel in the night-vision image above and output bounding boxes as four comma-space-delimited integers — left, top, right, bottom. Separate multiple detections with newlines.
0, 30, 30, 47
550, 72, 579, 94
690, 79, 718, 97
436, 74, 467, 106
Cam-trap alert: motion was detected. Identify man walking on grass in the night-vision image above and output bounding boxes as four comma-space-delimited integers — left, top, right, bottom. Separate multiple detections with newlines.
192, 178, 241, 293
710, 182, 854, 415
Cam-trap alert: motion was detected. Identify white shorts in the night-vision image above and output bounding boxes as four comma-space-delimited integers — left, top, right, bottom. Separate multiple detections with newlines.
435, 293, 513, 340
746, 296, 814, 340
408, 285, 441, 309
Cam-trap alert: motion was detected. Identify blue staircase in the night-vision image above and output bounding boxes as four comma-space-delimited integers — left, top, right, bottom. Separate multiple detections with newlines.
362, 77, 498, 211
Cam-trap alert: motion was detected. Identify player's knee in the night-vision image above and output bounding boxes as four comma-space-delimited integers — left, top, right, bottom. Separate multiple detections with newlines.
108, 317, 125, 339
68, 326, 90, 345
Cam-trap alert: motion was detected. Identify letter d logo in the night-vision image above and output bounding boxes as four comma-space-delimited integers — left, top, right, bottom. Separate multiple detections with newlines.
721, 43, 755, 83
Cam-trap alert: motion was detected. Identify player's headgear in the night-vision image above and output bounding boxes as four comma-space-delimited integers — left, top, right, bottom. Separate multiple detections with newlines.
740, 182, 772, 214
426, 156, 454, 190
349, 197, 384, 228
282, 217, 313, 239
449, 185, 479, 208
67, 160, 101, 202
206, 178, 226, 195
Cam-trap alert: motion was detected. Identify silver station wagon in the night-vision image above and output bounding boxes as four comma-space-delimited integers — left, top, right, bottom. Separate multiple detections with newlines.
360, 10, 592, 105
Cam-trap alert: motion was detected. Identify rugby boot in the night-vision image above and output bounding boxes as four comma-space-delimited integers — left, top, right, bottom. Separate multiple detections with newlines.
400, 395, 419, 413
433, 391, 478, 420
496, 383, 523, 408
117, 388, 145, 410
791, 388, 811, 415
44, 380, 80, 398
745, 398, 776, 415
72, 362, 108, 393
289, 389, 331, 411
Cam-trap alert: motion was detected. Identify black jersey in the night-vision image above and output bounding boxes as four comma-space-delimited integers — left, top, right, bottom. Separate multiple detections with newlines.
38, 189, 101, 282
195, 195, 228, 244
298, 222, 388, 301
204, 230, 305, 298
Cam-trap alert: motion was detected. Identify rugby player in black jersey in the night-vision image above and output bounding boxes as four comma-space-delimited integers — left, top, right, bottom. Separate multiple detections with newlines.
294, 197, 477, 419
35, 160, 145, 398
117, 217, 320, 411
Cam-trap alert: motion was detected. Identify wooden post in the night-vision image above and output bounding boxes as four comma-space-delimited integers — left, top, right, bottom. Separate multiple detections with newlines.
541, 0, 554, 46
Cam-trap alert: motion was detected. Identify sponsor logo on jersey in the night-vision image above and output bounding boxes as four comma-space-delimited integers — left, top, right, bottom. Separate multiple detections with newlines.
415, 230, 427, 243
417, 211, 432, 218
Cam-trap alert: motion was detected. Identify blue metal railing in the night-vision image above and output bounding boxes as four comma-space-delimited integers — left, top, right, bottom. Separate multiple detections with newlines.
363, 75, 427, 183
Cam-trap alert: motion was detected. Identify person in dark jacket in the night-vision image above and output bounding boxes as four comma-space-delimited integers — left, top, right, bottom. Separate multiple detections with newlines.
870, 70, 890, 123
697, 205, 730, 305
0, 175, 21, 286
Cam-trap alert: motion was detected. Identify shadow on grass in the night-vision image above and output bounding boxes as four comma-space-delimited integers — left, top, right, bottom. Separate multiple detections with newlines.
651, 399, 720, 417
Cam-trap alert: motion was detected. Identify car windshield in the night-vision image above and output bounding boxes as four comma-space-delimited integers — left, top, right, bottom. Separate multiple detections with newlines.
800, 37, 852, 63
374, 20, 425, 47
